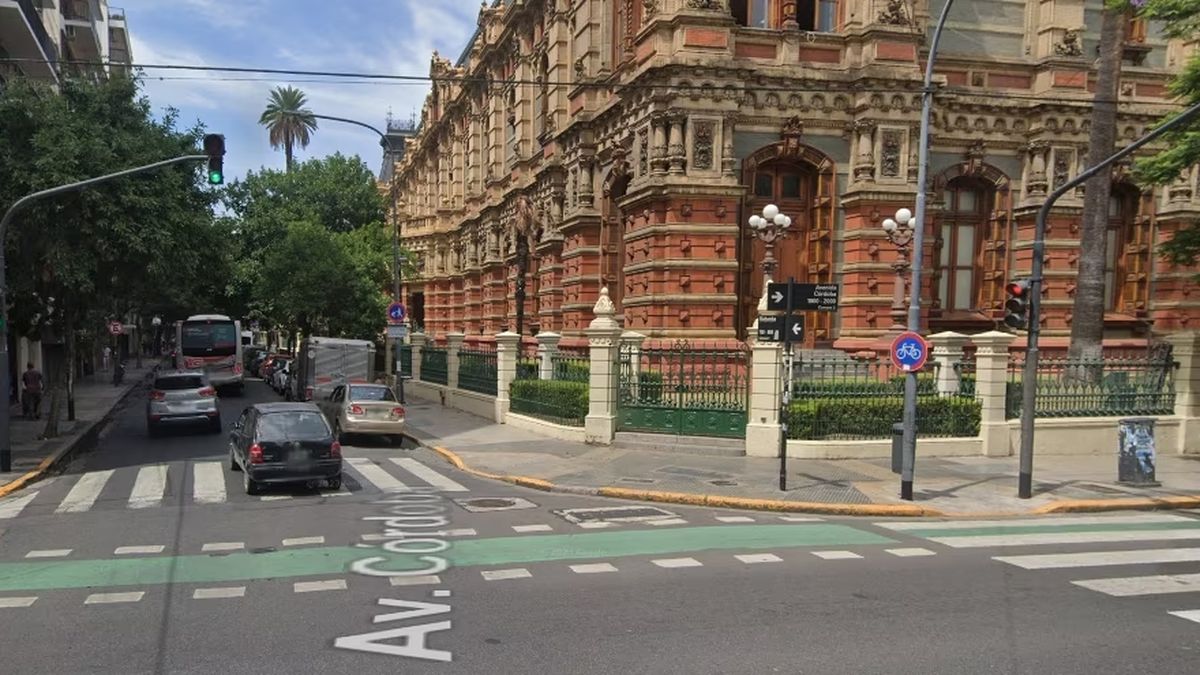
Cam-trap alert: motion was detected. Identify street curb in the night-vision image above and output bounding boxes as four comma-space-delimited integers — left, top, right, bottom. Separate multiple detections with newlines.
1032, 495, 1200, 514
425, 443, 940, 517
0, 370, 153, 499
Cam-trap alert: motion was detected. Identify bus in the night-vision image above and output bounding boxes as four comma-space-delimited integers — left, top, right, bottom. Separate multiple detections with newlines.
175, 314, 244, 394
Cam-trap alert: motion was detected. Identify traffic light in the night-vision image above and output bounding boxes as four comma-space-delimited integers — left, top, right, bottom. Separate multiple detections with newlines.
1004, 279, 1032, 329
203, 134, 225, 185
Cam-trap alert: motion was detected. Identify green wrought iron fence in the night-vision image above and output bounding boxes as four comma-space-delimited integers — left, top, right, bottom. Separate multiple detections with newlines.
786, 355, 980, 440
420, 346, 448, 385
457, 345, 498, 396
1005, 352, 1177, 419
509, 348, 590, 426
398, 345, 413, 377
617, 340, 750, 438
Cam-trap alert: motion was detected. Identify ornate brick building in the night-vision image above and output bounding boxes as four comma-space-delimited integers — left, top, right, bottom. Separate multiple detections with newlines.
391, 0, 1198, 349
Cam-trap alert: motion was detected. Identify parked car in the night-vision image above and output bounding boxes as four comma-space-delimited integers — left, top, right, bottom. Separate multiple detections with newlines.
244, 346, 266, 372
248, 351, 269, 376
318, 383, 406, 444
147, 370, 221, 436
227, 402, 342, 495
258, 353, 289, 380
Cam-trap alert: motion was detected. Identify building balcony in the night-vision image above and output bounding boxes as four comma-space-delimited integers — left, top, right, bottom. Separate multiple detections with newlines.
0, 0, 59, 82
108, 6, 131, 65
62, 0, 102, 62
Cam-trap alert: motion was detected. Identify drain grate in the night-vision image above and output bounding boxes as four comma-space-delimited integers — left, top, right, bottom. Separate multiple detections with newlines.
454, 497, 538, 513
554, 505, 678, 524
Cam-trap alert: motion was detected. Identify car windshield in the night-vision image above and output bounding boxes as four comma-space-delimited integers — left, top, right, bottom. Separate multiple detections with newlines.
256, 411, 330, 440
349, 386, 396, 402
154, 375, 204, 390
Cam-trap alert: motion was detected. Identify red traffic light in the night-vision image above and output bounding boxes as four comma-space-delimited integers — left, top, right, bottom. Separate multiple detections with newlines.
1006, 279, 1031, 297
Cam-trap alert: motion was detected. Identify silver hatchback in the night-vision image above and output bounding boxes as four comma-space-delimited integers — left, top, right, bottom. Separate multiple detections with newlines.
147, 370, 222, 436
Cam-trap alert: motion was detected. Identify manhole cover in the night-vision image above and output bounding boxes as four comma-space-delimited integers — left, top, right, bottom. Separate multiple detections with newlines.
709, 479, 738, 487
554, 505, 677, 524
454, 497, 538, 513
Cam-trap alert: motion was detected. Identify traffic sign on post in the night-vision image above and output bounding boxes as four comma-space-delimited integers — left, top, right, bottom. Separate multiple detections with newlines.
387, 302, 406, 324
890, 331, 929, 372
766, 282, 840, 312
108, 320, 123, 336
756, 315, 803, 343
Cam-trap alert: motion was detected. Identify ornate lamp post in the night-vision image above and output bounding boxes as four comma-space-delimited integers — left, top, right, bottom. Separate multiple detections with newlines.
151, 316, 162, 357
747, 203, 792, 281
881, 208, 915, 331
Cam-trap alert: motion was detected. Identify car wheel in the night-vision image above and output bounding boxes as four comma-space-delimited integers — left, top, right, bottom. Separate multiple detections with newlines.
229, 445, 240, 472
243, 470, 260, 496
327, 475, 342, 491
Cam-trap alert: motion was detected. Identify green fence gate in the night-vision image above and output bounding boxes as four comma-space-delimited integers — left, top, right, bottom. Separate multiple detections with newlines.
616, 340, 750, 438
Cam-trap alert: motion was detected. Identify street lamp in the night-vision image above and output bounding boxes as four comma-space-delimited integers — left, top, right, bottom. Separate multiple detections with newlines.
151, 316, 162, 357
880, 207, 915, 331
747, 203, 792, 280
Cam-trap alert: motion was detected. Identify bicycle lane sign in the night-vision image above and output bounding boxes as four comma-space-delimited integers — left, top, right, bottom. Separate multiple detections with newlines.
890, 331, 929, 372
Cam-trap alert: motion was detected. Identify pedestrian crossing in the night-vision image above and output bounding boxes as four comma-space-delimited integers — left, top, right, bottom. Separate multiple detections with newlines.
0, 455, 470, 520
875, 512, 1200, 629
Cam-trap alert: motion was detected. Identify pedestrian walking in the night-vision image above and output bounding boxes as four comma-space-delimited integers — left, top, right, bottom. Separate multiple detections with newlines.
102, 345, 112, 371
21, 362, 44, 420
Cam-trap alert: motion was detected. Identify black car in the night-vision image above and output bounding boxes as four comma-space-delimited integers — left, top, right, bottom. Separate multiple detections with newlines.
228, 402, 342, 495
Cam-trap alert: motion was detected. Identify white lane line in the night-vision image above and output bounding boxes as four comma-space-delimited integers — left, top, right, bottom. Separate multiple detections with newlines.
25, 549, 72, 559
294, 579, 347, 593
716, 516, 756, 523
432, 590, 451, 598
930, 529, 1200, 549
570, 563, 618, 574
778, 516, 824, 522
192, 587, 246, 600
443, 528, 477, 537
259, 495, 292, 502
735, 553, 782, 564
0, 597, 37, 608
56, 470, 115, 513
577, 522, 614, 529
648, 518, 688, 527
389, 575, 442, 587
995, 547, 1200, 570
389, 458, 468, 492
1168, 610, 1200, 624
513, 524, 553, 533
128, 465, 168, 509
812, 551, 863, 560
481, 569, 532, 581
874, 513, 1192, 531
114, 545, 165, 555
85, 592, 145, 605
192, 462, 226, 504
886, 548, 937, 558
345, 458, 408, 492
1072, 573, 1200, 597
652, 557, 703, 569
0, 491, 38, 520
282, 536, 325, 547
201, 542, 244, 553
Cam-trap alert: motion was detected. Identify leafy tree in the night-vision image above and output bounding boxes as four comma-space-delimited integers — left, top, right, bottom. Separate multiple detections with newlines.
223, 154, 385, 233
258, 86, 317, 172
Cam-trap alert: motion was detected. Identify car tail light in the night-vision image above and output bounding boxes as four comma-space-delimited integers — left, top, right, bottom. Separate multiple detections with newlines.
348, 404, 365, 416
198, 386, 217, 398
330, 441, 342, 458
391, 407, 405, 418
249, 444, 264, 464
150, 390, 166, 401
233, 363, 243, 374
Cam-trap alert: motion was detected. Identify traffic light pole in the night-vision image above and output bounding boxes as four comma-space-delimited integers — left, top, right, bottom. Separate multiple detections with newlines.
0, 153, 207, 473
1018, 100, 1200, 498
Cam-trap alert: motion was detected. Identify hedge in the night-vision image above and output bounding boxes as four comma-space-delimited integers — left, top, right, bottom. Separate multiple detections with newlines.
510, 379, 589, 426
793, 375, 937, 397
786, 395, 981, 440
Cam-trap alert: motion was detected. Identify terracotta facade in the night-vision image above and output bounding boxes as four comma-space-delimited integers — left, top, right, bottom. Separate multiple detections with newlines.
390, 0, 1199, 348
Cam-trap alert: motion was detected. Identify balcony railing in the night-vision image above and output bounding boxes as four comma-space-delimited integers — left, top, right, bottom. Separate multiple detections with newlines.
16, 0, 58, 67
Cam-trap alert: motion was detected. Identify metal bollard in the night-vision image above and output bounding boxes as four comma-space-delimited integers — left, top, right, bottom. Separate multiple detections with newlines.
1117, 417, 1160, 486
891, 422, 904, 474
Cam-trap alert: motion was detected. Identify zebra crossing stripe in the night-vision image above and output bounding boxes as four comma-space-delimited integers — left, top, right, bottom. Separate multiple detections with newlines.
928, 529, 1200, 549
1072, 572, 1200, 597
128, 465, 168, 509
192, 462, 226, 504
56, 470, 115, 513
345, 458, 408, 492
874, 514, 1192, 532
995, 547, 1200, 570
0, 491, 38, 520
389, 458, 468, 492
1168, 610, 1200, 624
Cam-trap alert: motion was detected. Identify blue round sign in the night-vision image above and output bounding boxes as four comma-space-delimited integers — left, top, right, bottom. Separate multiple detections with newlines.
890, 331, 929, 372
387, 302, 406, 324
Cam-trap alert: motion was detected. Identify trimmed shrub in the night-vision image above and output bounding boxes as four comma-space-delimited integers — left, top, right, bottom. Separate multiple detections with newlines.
510, 379, 589, 425
787, 395, 981, 440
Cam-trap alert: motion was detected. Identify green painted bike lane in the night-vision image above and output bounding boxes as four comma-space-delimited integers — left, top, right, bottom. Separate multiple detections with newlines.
0, 524, 894, 593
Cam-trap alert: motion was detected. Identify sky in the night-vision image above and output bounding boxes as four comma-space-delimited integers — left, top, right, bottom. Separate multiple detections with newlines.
120, 0, 481, 181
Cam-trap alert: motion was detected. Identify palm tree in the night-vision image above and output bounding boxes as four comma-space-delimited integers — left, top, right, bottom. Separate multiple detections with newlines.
258, 86, 318, 172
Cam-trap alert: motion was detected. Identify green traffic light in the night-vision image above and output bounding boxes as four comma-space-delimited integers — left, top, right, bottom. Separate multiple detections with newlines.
208, 171, 223, 185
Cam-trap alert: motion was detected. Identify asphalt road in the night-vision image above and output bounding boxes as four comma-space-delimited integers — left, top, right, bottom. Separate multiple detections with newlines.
0, 380, 1198, 674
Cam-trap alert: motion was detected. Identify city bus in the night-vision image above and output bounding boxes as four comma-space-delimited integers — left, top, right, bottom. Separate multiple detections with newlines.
175, 314, 245, 394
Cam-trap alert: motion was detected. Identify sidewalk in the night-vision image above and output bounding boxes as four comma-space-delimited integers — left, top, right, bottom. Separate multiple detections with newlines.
0, 363, 158, 494
403, 398, 1200, 517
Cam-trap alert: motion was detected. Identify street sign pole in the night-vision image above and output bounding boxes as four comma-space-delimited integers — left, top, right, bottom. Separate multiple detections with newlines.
778, 277, 797, 492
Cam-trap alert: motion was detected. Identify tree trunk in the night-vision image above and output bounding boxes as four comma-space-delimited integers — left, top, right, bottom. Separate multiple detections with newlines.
285, 135, 294, 173
39, 345, 67, 440
1068, 10, 1126, 371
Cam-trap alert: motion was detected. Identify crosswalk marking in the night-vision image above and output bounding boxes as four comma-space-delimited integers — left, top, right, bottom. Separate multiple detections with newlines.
928, 529, 1200, 549
1168, 610, 1200, 624
346, 458, 408, 492
0, 491, 38, 519
648, 518, 688, 527
282, 536, 325, 547
192, 462, 226, 504
874, 514, 1192, 531
996, 547, 1200, 570
294, 579, 347, 593
85, 591, 144, 605
193, 587, 245, 600
1072, 573, 1200, 597
512, 524, 553, 533
115, 545, 165, 555
389, 458, 468, 492
886, 548, 937, 558
717, 516, 756, 523
481, 568, 531, 581
0, 597, 37, 608
652, 557, 702, 569
570, 563, 618, 574
812, 551, 862, 560
577, 522, 614, 529
735, 553, 782, 564
56, 470, 115, 513
128, 465, 168, 509
201, 542, 244, 553
25, 549, 72, 559
389, 575, 441, 587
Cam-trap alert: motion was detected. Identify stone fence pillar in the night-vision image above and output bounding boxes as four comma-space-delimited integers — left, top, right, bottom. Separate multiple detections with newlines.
745, 339, 784, 457
495, 331, 520, 423
446, 332, 465, 390
930, 331, 970, 396
537, 331, 561, 380
1166, 331, 1200, 455
970, 331, 1016, 457
585, 288, 623, 445
410, 332, 425, 382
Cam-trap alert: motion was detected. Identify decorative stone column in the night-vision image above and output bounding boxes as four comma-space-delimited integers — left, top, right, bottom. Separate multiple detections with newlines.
745, 338, 784, 458
1025, 141, 1049, 198
668, 115, 686, 175
410, 332, 426, 382
651, 114, 669, 176
721, 113, 738, 178
536, 331, 561, 380
446, 332, 465, 391
579, 156, 595, 208
853, 120, 875, 181
930, 331, 970, 396
495, 331, 521, 423
584, 288, 623, 445
970, 331, 1017, 457
1166, 331, 1200, 455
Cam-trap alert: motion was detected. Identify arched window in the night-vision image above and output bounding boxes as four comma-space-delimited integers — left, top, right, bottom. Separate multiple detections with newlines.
936, 177, 994, 312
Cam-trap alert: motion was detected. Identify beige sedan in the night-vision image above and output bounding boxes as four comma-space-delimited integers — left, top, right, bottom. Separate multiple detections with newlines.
319, 383, 407, 443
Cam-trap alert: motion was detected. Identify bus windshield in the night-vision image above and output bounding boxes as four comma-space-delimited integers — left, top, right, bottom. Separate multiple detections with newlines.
181, 321, 238, 357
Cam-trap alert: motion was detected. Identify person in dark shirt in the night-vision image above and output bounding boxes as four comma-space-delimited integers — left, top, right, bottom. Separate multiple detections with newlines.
22, 362, 44, 420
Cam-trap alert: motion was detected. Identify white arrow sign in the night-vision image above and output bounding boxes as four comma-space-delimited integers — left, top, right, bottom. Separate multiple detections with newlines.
791, 321, 803, 336
771, 291, 785, 305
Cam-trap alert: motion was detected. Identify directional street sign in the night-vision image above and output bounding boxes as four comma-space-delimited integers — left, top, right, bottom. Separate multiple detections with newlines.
386, 302, 406, 324
756, 314, 803, 343
890, 331, 929, 372
766, 282, 840, 312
